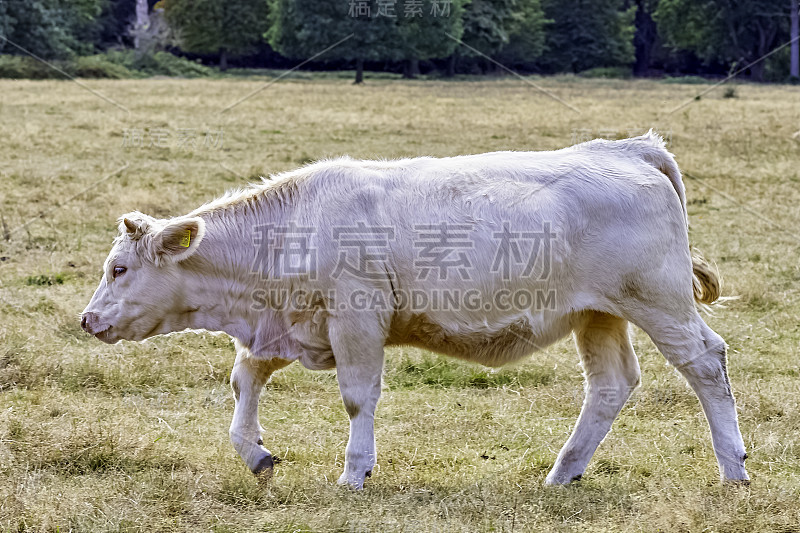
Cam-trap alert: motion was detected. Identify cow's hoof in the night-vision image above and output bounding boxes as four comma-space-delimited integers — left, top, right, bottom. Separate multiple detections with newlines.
252, 454, 274, 482
544, 471, 582, 486
723, 478, 751, 487
337, 470, 368, 490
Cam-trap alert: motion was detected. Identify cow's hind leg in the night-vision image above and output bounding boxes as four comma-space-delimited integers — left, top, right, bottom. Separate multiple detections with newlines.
546, 312, 641, 485
632, 310, 748, 482
229, 343, 292, 479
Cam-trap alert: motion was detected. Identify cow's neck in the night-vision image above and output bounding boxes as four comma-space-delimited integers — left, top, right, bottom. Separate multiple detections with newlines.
180, 198, 295, 354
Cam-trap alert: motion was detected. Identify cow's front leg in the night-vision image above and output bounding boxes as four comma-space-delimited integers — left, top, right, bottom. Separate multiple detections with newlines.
329, 319, 385, 489
229, 343, 292, 478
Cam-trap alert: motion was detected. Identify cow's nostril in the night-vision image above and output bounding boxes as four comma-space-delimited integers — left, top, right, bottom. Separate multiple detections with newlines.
81, 314, 90, 332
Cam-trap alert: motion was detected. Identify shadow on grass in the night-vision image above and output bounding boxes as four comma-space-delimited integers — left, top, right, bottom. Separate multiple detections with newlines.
385, 351, 555, 390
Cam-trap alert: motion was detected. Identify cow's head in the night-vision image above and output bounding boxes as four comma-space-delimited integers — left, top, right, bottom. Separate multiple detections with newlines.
81, 212, 205, 343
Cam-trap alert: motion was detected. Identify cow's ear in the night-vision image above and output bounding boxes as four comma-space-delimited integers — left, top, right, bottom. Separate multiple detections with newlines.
155, 217, 205, 262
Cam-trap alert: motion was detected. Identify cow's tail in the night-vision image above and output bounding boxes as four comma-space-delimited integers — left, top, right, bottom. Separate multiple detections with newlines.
636, 130, 721, 307
691, 250, 721, 306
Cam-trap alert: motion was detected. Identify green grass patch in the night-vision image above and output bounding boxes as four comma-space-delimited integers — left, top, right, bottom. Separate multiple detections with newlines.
385, 350, 554, 390
579, 66, 633, 79
0, 51, 215, 79
24, 273, 67, 286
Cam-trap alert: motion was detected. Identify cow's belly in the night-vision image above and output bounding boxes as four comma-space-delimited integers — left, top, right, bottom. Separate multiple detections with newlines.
388, 312, 574, 368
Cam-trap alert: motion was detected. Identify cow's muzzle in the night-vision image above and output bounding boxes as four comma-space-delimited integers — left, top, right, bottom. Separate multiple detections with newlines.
81, 312, 112, 340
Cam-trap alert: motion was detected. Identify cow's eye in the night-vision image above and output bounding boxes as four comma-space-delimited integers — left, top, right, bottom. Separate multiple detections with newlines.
113, 266, 127, 279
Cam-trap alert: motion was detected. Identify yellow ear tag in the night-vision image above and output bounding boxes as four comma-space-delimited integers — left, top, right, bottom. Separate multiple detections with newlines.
179, 230, 192, 248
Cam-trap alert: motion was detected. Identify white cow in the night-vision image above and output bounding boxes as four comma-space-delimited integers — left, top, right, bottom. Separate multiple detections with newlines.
81, 132, 749, 488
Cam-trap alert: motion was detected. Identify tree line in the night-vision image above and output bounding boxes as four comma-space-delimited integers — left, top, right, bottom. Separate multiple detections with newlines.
0, 0, 798, 82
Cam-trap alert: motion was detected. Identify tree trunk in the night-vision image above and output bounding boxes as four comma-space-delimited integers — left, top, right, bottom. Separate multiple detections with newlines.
133, 0, 149, 50
749, 21, 768, 81
403, 58, 420, 79
750, 61, 765, 82
354, 58, 364, 84
445, 54, 456, 77
792, 0, 799, 78
220, 48, 228, 71
633, 0, 657, 77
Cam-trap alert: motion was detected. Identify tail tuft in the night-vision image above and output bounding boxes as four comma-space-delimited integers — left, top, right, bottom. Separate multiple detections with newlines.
692, 249, 721, 306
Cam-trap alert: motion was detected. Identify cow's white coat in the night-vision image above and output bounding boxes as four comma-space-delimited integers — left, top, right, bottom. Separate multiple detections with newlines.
82, 132, 748, 488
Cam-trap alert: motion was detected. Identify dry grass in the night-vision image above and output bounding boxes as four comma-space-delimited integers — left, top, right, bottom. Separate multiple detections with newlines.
1, 74, 799, 532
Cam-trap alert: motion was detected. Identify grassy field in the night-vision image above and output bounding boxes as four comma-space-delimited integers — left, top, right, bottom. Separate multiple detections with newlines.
1, 74, 799, 532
